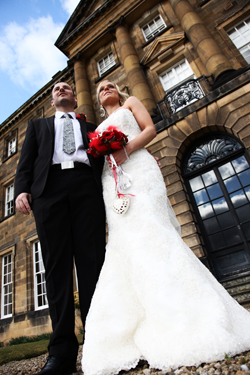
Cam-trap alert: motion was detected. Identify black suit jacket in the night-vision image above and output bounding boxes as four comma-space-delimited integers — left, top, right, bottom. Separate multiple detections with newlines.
15, 116, 104, 200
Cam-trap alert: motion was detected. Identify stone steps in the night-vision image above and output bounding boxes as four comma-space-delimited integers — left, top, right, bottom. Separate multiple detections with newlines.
221, 273, 250, 311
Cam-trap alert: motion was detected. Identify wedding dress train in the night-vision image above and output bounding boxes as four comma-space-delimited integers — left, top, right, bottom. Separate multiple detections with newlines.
82, 109, 250, 375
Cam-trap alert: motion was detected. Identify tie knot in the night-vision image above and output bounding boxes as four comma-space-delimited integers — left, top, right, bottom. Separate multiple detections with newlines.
61, 113, 73, 119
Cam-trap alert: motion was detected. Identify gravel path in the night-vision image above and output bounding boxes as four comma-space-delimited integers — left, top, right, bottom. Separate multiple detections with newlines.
0, 348, 250, 375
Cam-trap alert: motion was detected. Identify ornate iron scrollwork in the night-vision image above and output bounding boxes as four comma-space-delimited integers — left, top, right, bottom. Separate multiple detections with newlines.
167, 79, 204, 113
184, 137, 243, 174
157, 75, 212, 119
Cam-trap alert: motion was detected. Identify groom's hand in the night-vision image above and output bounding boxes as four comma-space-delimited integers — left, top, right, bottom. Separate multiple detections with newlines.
15, 193, 32, 215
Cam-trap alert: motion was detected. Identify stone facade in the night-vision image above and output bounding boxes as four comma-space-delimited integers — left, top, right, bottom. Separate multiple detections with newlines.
1, 0, 250, 344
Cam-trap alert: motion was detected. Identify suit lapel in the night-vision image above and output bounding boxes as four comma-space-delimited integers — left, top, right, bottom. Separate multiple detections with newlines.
45, 116, 55, 138
44, 116, 55, 161
79, 119, 90, 150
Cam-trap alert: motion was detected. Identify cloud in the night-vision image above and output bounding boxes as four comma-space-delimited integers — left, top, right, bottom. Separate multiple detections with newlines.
0, 16, 68, 91
60, 0, 81, 15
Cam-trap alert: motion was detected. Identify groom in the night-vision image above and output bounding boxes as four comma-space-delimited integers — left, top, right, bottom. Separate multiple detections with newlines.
15, 82, 106, 375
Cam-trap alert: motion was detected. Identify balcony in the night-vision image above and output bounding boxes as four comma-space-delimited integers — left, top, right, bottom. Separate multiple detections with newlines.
156, 75, 212, 120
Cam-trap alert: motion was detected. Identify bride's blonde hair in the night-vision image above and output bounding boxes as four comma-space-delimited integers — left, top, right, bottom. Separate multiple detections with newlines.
96, 80, 129, 118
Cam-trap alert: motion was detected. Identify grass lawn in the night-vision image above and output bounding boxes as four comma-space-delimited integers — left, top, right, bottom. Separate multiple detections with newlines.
0, 335, 83, 365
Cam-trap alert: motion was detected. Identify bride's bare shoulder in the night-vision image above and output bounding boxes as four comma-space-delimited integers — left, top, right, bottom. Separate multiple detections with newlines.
123, 96, 143, 110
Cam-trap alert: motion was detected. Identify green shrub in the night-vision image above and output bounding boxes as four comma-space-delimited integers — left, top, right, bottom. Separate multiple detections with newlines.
7, 333, 52, 346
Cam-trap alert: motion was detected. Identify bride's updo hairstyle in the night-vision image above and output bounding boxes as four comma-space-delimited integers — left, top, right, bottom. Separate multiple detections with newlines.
96, 80, 129, 118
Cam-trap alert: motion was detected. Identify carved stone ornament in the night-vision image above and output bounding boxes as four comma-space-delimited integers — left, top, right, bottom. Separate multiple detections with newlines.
184, 137, 243, 174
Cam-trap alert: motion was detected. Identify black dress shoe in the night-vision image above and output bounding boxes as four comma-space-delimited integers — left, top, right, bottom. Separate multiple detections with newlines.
35, 355, 77, 375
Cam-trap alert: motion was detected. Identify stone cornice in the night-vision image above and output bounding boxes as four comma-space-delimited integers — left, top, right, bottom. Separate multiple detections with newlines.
55, 0, 118, 53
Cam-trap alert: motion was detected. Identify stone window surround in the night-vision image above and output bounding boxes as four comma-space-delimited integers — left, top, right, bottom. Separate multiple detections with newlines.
26, 235, 48, 312
97, 51, 116, 77
134, 4, 168, 44
141, 14, 167, 42
0, 246, 15, 319
4, 182, 15, 218
159, 58, 196, 93
215, 7, 250, 67
94, 42, 121, 82
226, 15, 250, 64
32, 240, 48, 311
2, 129, 18, 163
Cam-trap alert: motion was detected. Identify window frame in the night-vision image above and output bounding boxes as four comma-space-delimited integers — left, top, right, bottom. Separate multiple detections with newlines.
33, 241, 48, 311
141, 14, 166, 41
182, 134, 250, 280
3, 129, 18, 163
7, 136, 17, 157
5, 183, 14, 217
97, 52, 116, 77
159, 58, 195, 93
1, 253, 13, 319
227, 16, 250, 64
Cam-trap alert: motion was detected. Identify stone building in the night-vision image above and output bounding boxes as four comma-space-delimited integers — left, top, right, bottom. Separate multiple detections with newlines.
0, 0, 250, 344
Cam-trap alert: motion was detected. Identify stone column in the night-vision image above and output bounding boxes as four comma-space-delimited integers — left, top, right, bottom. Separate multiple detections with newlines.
74, 59, 96, 124
169, 0, 234, 81
115, 24, 156, 114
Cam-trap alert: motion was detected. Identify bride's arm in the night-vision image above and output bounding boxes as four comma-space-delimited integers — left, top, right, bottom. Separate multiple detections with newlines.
111, 96, 156, 165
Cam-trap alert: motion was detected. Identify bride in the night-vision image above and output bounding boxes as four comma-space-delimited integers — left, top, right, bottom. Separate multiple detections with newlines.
81, 80, 250, 375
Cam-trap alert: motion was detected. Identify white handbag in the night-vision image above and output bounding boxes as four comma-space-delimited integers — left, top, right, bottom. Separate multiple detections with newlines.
113, 195, 130, 215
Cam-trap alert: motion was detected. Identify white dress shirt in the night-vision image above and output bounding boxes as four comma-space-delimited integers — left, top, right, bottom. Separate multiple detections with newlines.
52, 111, 90, 166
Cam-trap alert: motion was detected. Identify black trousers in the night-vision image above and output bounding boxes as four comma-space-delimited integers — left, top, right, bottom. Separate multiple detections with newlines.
32, 164, 106, 362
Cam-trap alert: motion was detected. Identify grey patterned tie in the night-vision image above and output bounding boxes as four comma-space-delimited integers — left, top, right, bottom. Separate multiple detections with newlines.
62, 114, 76, 154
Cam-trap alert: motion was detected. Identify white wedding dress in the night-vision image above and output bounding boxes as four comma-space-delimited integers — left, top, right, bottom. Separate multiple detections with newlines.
82, 109, 250, 375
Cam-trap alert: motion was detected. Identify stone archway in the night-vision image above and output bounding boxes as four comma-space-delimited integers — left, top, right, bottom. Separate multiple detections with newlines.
148, 84, 250, 273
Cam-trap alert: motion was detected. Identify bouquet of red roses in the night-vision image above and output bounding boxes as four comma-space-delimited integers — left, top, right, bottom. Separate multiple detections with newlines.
87, 126, 128, 157
87, 125, 133, 215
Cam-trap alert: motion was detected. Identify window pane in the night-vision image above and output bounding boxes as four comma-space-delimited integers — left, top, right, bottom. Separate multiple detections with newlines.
240, 45, 250, 63
202, 170, 217, 186
245, 186, 250, 201
227, 17, 250, 63
217, 212, 235, 229
198, 202, 214, 219
189, 176, 204, 192
98, 52, 116, 76
212, 197, 229, 215
236, 205, 250, 223
160, 59, 194, 92
242, 222, 250, 240
223, 227, 241, 245
238, 169, 250, 187
142, 14, 166, 41
230, 189, 248, 207
2, 253, 12, 317
224, 175, 241, 193
203, 217, 220, 234
209, 233, 226, 250
207, 183, 223, 200
218, 162, 235, 179
232, 155, 249, 173
194, 189, 209, 205
33, 241, 48, 310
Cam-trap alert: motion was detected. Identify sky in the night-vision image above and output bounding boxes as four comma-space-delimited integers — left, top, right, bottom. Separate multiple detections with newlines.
0, 0, 81, 124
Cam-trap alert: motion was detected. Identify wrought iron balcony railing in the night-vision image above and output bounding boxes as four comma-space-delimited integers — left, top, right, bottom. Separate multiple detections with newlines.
157, 75, 212, 120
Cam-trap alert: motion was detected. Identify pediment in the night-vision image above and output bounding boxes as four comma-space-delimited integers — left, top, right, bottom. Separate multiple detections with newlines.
55, 0, 110, 53
141, 32, 185, 65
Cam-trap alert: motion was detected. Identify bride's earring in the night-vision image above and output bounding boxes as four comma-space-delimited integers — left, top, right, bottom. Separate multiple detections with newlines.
100, 105, 106, 117
119, 100, 122, 106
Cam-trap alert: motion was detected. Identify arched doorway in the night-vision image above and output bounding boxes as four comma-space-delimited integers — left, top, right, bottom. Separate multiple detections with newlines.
182, 134, 250, 280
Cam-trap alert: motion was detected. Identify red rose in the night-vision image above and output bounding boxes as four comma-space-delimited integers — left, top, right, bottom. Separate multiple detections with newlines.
76, 113, 87, 120
111, 141, 124, 150
86, 125, 128, 157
